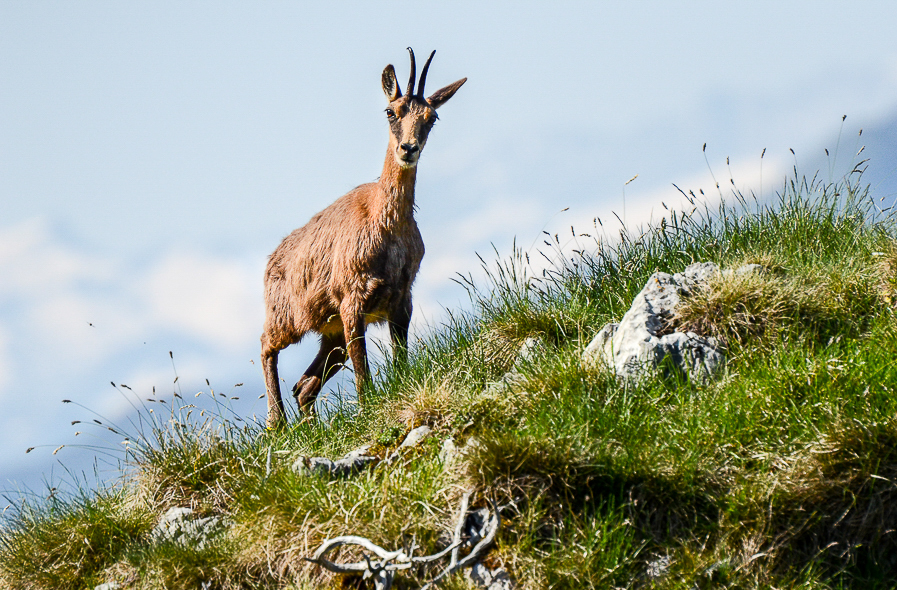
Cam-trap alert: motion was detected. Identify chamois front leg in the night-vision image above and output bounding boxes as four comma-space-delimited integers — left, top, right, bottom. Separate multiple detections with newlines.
389, 296, 412, 366
261, 339, 286, 428
341, 299, 369, 405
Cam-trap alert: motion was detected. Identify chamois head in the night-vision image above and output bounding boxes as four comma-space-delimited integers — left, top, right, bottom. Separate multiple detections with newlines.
381, 48, 466, 168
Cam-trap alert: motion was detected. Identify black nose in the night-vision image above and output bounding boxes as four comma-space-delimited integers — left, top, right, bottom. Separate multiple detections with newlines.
400, 143, 419, 154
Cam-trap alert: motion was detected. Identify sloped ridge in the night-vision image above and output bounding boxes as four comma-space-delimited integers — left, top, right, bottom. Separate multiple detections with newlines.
3, 170, 897, 589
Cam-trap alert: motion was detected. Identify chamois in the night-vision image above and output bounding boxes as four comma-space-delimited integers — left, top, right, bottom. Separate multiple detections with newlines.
261, 48, 466, 426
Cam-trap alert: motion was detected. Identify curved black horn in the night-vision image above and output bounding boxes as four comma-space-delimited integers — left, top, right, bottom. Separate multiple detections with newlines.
405, 47, 417, 97
417, 50, 435, 97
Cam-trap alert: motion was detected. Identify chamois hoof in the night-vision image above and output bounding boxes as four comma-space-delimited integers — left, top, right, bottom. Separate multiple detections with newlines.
292, 376, 322, 414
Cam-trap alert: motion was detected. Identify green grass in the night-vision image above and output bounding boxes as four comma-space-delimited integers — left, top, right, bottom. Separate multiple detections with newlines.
2, 168, 896, 589
0, 488, 154, 588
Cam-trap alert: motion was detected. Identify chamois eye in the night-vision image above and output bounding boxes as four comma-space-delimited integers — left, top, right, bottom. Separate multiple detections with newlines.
385, 109, 396, 119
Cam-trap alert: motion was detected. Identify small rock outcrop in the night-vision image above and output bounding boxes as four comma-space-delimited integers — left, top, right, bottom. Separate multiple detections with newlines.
583, 262, 729, 383
399, 425, 432, 449
440, 437, 460, 465
645, 554, 672, 581
150, 507, 229, 551
467, 562, 514, 589
485, 336, 546, 394
293, 425, 437, 476
292, 444, 378, 477
386, 425, 433, 463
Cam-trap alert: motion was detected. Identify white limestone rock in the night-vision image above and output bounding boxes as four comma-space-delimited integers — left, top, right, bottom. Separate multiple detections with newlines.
385, 425, 433, 463
583, 262, 725, 383
646, 555, 671, 580
399, 425, 432, 449
439, 437, 459, 465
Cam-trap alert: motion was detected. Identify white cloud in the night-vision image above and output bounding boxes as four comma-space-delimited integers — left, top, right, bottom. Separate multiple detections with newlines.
142, 253, 264, 351
0, 219, 270, 434
0, 230, 272, 486
0, 218, 113, 295
1, 221, 264, 350
0, 324, 11, 390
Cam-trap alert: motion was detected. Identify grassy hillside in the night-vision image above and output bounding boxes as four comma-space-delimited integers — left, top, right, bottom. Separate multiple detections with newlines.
2, 168, 897, 589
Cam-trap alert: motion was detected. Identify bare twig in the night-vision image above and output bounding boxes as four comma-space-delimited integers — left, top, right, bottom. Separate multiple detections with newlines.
450, 490, 472, 567
307, 535, 407, 573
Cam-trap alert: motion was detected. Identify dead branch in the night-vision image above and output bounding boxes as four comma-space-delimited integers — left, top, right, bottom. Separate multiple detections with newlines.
449, 490, 472, 568
420, 499, 500, 590
305, 491, 500, 589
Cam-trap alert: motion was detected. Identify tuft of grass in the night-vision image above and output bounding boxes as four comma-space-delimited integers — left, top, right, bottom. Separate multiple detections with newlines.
0, 488, 153, 589
734, 414, 897, 578
105, 534, 243, 590
496, 495, 643, 590
876, 238, 897, 306
673, 262, 882, 351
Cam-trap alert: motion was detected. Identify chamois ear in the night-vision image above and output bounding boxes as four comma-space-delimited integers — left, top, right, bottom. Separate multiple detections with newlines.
382, 65, 401, 101
427, 77, 467, 109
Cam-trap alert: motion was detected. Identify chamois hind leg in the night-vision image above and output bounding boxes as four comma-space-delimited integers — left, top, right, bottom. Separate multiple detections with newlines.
292, 332, 348, 413
261, 337, 287, 428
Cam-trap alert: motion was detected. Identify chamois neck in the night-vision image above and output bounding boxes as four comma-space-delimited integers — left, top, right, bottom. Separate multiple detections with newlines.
374, 149, 417, 225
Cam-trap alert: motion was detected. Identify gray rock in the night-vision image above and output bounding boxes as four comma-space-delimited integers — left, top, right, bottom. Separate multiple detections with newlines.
457, 506, 493, 551
292, 444, 378, 477
156, 506, 194, 525
399, 425, 432, 449
656, 331, 724, 382
151, 507, 228, 550
511, 336, 545, 370
485, 337, 546, 394
673, 261, 719, 292
343, 443, 373, 459
588, 322, 618, 357
385, 425, 433, 463
332, 454, 378, 476
306, 456, 337, 474
467, 562, 514, 589
646, 555, 671, 579
583, 262, 725, 383
93, 583, 121, 590
439, 437, 459, 465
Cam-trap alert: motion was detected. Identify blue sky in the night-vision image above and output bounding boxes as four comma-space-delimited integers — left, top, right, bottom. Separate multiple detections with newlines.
2, 2, 897, 495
